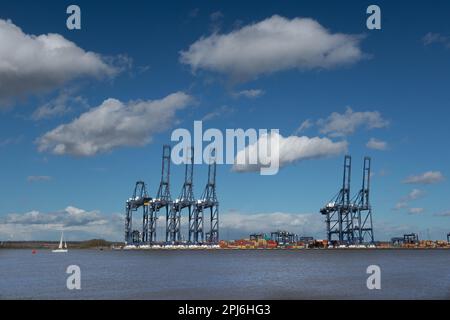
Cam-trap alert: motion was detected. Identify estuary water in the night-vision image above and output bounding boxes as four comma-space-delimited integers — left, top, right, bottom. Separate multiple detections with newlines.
0, 249, 449, 299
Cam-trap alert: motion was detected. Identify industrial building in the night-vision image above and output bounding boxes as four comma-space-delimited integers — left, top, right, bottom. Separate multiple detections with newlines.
124, 145, 219, 246
220, 233, 325, 249
249, 231, 303, 246
270, 230, 298, 245
391, 233, 419, 247
389, 233, 450, 248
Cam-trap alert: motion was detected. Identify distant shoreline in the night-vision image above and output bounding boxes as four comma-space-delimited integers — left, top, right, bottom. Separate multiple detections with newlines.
0, 239, 121, 250
2, 241, 449, 251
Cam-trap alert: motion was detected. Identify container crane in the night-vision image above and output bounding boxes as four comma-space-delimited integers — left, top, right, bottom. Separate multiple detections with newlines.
320, 155, 353, 244
170, 147, 195, 244
192, 151, 219, 244
125, 181, 151, 244
350, 157, 374, 244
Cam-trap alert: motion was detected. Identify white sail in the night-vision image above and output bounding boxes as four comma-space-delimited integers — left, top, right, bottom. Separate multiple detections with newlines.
58, 232, 64, 249
52, 231, 68, 253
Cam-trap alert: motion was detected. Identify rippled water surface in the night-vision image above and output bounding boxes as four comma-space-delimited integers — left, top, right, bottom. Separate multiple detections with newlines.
1, 249, 449, 299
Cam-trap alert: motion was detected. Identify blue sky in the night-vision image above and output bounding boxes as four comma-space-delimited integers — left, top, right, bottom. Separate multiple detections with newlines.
1, 0, 450, 241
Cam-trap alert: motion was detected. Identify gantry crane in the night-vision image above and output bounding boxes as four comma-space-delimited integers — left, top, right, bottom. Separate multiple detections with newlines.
169, 147, 195, 244
320, 155, 353, 244
124, 144, 220, 246
143, 145, 172, 244
125, 181, 151, 244
192, 153, 219, 244
351, 157, 374, 244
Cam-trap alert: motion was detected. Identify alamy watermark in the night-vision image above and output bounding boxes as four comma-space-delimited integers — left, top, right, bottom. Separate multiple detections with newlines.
171, 121, 280, 175
366, 5, 381, 30
66, 5, 81, 30
66, 265, 81, 290
366, 265, 381, 290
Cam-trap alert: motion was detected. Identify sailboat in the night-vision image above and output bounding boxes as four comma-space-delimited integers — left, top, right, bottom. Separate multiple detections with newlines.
52, 231, 68, 253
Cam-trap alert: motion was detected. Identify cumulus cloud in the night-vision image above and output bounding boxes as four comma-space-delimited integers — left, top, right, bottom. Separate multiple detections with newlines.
232, 131, 347, 173
232, 89, 265, 99
221, 211, 324, 237
434, 211, 450, 217
393, 189, 425, 212
0, 19, 118, 105
209, 11, 224, 33
295, 119, 313, 134
0, 206, 123, 240
180, 15, 365, 81
27, 175, 52, 182
3, 206, 104, 226
402, 171, 445, 185
36, 92, 193, 156
210, 11, 224, 21
393, 202, 408, 210
408, 208, 424, 215
31, 89, 88, 120
0, 135, 23, 147
317, 107, 389, 137
366, 138, 388, 150
422, 32, 450, 48
220, 211, 450, 241
406, 189, 425, 201
188, 8, 200, 19
201, 105, 235, 121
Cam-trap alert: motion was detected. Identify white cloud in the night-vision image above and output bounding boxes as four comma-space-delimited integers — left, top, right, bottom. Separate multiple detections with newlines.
408, 207, 424, 215
232, 131, 347, 173
36, 92, 193, 156
188, 8, 200, 19
294, 119, 313, 134
31, 89, 88, 120
0, 206, 123, 240
221, 211, 324, 236
393, 201, 408, 210
393, 189, 425, 212
232, 89, 265, 99
220, 211, 450, 241
180, 15, 365, 81
422, 32, 450, 48
403, 171, 445, 185
406, 189, 425, 201
210, 11, 224, 21
0, 135, 23, 147
0, 19, 118, 105
317, 107, 389, 137
209, 11, 224, 33
373, 219, 431, 240
201, 105, 235, 121
3, 206, 103, 226
0, 209, 325, 241
434, 211, 450, 217
27, 175, 52, 182
366, 138, 388, 150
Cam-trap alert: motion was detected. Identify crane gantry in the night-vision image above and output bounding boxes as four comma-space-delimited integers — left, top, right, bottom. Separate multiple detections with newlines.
193, 153, 219, 244
125, 145, 219, 246
125, 181, 151, 245
320, 155, 374, 245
